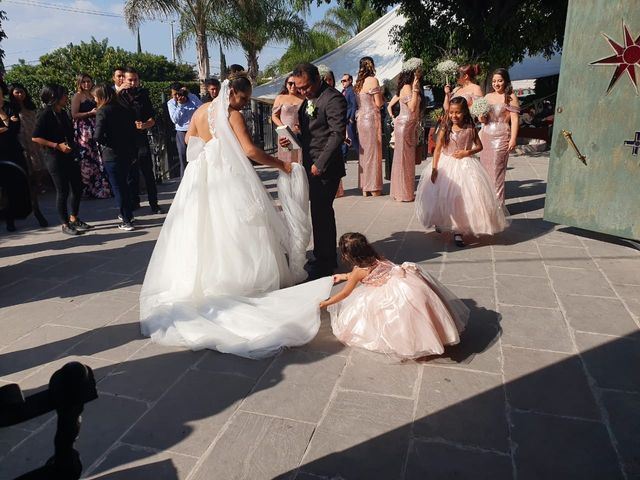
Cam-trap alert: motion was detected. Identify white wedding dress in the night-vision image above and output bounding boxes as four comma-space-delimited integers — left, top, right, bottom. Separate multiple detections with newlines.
140, 81, 332, 359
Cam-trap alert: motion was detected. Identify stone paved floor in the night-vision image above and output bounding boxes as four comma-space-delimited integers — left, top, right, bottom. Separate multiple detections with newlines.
1, 153, 639, 480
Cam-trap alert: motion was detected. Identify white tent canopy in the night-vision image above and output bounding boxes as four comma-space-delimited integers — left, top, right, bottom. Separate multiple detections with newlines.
252, 8, 561, 103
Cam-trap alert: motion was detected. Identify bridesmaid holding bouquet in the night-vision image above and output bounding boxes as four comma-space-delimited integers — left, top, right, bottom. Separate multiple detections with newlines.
272, 75, 304, 164
355, 56, 384, 197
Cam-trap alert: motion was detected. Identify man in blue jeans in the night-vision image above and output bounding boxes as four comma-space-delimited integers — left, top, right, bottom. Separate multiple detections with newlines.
167, 83, 201, 176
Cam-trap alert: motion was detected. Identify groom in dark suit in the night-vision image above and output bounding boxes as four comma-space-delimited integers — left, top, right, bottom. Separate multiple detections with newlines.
283, 63, 347, 280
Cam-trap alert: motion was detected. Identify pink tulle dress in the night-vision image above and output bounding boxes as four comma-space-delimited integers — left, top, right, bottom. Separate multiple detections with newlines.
356, 87, 383, 193
274, 103, 301, 163
479, 103, 520, 206
390, 95, 419, 201
329, 260, 469, 359
415, 126, 508, 236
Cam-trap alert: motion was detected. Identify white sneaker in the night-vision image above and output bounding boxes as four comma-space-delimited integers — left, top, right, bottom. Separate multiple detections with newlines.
118, 222, 135, 232
117, 215, 135, 223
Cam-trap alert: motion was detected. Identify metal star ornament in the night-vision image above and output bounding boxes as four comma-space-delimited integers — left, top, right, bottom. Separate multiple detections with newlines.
590, 23, 640, 95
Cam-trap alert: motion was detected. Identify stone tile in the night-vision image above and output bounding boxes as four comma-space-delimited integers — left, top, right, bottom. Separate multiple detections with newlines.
0, 278, 60, 309
559, 295, 638, 336
0, 324, 89, 382
87, 444, 196, 480
0, 299, 78, 345
405, 440, 513, 480
42, 272, 134, 304
68, 318, 148, 363
191, 411, 315, 480
298, 315, 350, 356
339, 349, 419, 398
429, 298, 503, 374
537, 245, 596, 269
602, 390, 640, 479
500, 305, 573, 352
98, 343, 204, 402
596, 257, 640, 285
503, 346, 600, 420
54, 297, 135, 330
613, 283, 640, 318
511, 411, 624, 480
496, 274, 557, 308
574, 332, 640, 392
414, 366, 509, 452
0, 394, 147, 480
123, 370, 254, 456
240, 350, 345, 423
439, 260, 494, 287
194, 350, 273, 380
0, 427, 31, 458
494, 250, 547, 277
39, 254, 111, 281
300, 390, 413, 480
537, 229, 586, 247
547, 267, 615, 297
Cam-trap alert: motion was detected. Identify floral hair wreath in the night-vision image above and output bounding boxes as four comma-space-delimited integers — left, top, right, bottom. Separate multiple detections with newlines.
401, 57, 424, 73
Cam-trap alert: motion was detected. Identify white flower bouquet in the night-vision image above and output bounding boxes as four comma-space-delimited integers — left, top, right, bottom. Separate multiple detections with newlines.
435, 59, 459, 85
469, 97, 490, 118
402, 57, 424, 73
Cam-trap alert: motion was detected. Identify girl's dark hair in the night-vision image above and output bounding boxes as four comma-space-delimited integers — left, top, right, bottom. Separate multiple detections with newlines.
91, 84, 118, 108
76, 72, 93, 93
443, 96, 473, 145
339, 232, 381, 268
228, 71, 252, 94
354, 56, 375, 94
457, 64, 480, 83
279, 75, 295, 95
8, 83, 37, 111
490, 68, 513, 104
40, 84, 68, 107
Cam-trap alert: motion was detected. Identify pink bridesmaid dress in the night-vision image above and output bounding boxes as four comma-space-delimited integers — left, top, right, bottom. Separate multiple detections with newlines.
479, 103, 520, 206
328, 259, 469, 359
415, 127, 508, 236
390, 95, 419, 201
274, 103, 301, 163
356, 87, 383, 193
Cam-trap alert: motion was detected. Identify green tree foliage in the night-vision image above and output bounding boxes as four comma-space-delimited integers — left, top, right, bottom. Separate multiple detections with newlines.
124, 0, 219, 88
314, 0, 382, 43
208, 0, 308, 83
3, 38, 194, 101
370, 0, 567, 87
264, 30, 339, 78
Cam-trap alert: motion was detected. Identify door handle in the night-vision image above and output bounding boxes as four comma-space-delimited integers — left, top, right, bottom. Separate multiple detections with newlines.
561, 130, 587, 165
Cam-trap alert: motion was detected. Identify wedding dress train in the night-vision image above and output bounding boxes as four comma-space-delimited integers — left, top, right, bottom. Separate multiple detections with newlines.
140, 81, 332, 359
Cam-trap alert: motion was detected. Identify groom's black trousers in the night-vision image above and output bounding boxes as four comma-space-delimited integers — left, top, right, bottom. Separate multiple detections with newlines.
308, 175, 341, 272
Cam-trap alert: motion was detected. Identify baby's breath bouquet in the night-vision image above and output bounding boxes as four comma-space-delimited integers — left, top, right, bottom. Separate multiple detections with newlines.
402, 57, 424, 73
469, 97, 490, 118
435, 59, 459, 85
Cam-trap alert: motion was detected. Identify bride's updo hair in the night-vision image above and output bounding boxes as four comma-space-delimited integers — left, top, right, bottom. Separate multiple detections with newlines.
228, 71, 252, 94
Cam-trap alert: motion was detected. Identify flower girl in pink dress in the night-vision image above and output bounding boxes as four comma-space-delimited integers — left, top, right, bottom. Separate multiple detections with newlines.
415, 96, 508, 247
320, 233, 469, 359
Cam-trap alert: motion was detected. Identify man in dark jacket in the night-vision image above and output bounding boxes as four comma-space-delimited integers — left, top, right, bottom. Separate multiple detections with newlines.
284, 63, 347, 279
341, 73, 358, 159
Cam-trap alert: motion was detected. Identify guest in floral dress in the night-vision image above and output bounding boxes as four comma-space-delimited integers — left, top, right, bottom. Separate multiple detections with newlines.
272, 75, 304, 164
354, 57, 384, 197
71, 73, 111, 199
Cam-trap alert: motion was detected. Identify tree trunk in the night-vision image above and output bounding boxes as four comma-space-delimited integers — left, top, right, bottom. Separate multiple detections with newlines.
196, 32, 210, 96
246, 50, 259, 85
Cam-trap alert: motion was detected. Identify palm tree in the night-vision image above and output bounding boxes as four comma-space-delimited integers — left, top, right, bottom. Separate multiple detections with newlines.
269, 30, 340, 77
315, 0, 382, 44
123, 0, 218, 90
208, 0, 308, 84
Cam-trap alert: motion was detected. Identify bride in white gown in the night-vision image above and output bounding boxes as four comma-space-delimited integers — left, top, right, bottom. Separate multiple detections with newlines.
140, 73, 333, 359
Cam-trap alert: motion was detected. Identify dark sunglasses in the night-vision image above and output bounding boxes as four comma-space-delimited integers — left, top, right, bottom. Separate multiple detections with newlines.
287, 82, 295, 86
341, 79, 349, 83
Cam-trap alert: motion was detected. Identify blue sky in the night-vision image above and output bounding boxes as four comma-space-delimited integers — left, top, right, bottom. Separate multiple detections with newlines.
1, 0, 332, 75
